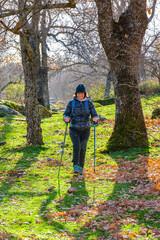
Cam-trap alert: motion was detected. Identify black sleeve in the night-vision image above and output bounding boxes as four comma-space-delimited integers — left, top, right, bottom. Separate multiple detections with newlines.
63, 100, 72, 121
89, 101, 99, 119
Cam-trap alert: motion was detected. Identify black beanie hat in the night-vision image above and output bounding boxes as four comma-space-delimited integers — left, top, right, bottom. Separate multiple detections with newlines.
75, 84, 86, 94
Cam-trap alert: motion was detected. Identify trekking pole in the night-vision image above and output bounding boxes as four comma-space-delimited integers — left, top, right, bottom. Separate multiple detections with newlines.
58, 123, 68, 177
94, 122, 96, 173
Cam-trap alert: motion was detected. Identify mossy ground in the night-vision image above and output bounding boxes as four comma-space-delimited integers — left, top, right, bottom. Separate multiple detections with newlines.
0, 99, 25, 115
0, 94, 159, 240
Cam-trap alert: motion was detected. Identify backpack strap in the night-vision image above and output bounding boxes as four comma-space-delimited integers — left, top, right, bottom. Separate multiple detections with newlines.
71, 99, 76, 114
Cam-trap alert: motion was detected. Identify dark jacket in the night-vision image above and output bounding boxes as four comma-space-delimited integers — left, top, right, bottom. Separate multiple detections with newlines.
63, 97, 98, 130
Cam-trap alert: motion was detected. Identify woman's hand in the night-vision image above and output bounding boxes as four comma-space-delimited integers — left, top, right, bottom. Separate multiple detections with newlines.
65, 117, 70, 123
92, 117, 98, 123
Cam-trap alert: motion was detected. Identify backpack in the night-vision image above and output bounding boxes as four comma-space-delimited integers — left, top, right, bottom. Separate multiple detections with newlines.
71, 99, 90, 115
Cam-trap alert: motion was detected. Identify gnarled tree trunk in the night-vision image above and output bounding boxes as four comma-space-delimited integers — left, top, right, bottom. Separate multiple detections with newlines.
20, 33, 44, 145
19, 0, 43, 145
95, 0, 149, 151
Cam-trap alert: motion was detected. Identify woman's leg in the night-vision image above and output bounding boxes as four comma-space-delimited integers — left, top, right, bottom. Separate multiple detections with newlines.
79, 129, 90, 168
69, 128, 80, 166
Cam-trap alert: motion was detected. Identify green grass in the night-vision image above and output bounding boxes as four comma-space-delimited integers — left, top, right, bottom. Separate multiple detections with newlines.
0, 95, 160, 239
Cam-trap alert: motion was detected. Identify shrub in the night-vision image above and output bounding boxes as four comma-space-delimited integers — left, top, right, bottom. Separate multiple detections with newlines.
139, 82, 160, 95
151, 108, 160, 119
94, 96, 115, 106
93, 102, 102, 108
89, 83, 105, 100
2, 82, 25, 104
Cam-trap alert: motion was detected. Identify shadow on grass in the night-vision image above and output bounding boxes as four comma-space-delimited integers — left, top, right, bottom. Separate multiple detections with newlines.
0, 144, 68, 238
0, 145, 48, 211
57, 175, 89, 209
0, 144, 51, 237
0, 116, 27, 160
0, 117, 15, 155
0, 117, 68, 237
36, 174, 89, 237
38, 189, 66, 233
0, 145, 44, 196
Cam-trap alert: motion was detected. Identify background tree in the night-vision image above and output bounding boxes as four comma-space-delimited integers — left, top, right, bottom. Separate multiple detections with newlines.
142, 32, 160, 85
0, 0, 75, 145
139, 2, 160, 84
95, 0, 157, 151
38, 4, 50, 108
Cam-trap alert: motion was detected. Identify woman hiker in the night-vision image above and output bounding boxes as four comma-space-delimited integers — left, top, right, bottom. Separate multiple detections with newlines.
63, 83, 99, 174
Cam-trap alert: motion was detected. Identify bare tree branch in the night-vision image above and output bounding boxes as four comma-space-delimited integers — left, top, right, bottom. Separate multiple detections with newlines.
12, 0, 40, 33
0, 1, 76, 18
143, 31, 160, 54
0, 81, 20, 93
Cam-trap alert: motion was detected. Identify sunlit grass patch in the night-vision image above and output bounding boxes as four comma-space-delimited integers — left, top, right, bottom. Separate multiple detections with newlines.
0, 95, 160, 239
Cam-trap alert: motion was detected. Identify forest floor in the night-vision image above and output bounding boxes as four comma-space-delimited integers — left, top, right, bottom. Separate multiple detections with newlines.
0, 94, 160, 240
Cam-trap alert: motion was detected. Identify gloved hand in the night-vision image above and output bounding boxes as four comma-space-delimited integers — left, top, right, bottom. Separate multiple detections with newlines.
65, 117, 70, 123
92, 117, 98, 123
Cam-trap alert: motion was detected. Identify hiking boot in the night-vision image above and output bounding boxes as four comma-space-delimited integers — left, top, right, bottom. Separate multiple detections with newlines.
78, 166, 84, 174
73, 164, 79, 173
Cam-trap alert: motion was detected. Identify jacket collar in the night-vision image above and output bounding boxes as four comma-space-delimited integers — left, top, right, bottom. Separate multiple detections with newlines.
75, 97, 91, 102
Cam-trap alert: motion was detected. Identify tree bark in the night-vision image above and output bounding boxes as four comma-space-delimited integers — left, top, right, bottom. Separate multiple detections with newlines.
36, 7, 50, 109
19, 0, 43, 145
104, 70, 112, 97
37, 64, 50, 109
20, 33, 44, 145
41, 8, 50, 109
37, 48, 45, 106
95, 0, 149, 151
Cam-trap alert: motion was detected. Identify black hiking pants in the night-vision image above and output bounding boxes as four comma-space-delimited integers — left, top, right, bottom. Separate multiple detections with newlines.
69, 128, 90, 168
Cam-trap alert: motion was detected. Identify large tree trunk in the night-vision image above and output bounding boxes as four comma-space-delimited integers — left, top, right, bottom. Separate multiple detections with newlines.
20, 35, 44, 145
108, 52, 148, 151
19, 0, 43, 145
95, 0, 149, 151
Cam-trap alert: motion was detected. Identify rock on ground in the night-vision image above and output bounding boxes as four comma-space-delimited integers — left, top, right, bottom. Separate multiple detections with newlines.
0, 104, 22, 117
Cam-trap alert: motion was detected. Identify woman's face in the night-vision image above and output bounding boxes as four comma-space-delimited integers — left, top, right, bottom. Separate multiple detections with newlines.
77, 92, 85, 100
